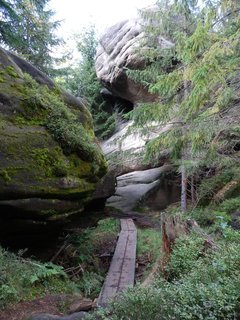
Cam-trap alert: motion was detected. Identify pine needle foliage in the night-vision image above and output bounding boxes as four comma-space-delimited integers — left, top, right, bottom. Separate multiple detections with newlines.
129, 0, 240, 182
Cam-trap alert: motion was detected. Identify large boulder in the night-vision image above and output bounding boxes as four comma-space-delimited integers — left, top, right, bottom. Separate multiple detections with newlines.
101, 120, 172, 172
95, 17, 173, 103
0, 47, 107, 222
106, 165, 179, 212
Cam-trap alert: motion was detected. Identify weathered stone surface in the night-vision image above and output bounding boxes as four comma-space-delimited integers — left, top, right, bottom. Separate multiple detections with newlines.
101, 121, 172, 172
95, 17, 173, 103
69, 298, 93, 313
106, 165, 174, 212
0, 47, 107, 221
92, 169, 116, 202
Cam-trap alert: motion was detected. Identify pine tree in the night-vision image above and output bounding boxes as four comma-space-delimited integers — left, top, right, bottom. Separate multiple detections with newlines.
128, 0, 240, 208
56, 25, 116, 140
0, 0, 19, 47
0, 0, 61, 74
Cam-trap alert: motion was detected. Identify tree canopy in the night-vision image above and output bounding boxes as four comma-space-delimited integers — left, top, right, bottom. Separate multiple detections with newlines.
55, 25, 116, 140
0, 0, 62, 74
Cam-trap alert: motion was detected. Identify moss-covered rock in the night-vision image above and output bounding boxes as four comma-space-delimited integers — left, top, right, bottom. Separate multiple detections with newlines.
0, 47, 107, 220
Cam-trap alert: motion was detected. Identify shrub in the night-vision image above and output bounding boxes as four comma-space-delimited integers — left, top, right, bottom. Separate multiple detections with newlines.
87, 234, 240, 320
106, 275, 239, 320
189, 207, 231, 227
61, 218, 120, 298
220, 196, 240, 214
198, 166, 240, 203
166, 234, 204, 280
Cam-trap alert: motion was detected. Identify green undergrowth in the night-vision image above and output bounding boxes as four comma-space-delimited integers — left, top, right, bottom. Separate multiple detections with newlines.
0, 218, 120, 309
0, 247, 77, 309
58, 218, 120, 299
136, 228, 162, 281
0, 218, 119, 309
197, 165, 240, 204
87, 203, 240, 320
186, 196, 240, 234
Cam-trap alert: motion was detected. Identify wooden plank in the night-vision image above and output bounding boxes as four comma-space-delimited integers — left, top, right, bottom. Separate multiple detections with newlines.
120, 219, 129, 231
126, 219, 136, 231
98, 218, 137, 307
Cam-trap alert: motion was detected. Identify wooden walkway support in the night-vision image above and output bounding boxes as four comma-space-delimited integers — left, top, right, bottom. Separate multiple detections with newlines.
97, 218, 137, 307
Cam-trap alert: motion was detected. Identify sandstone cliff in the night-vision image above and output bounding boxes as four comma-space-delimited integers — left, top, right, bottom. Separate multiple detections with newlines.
0, 47, 107, 220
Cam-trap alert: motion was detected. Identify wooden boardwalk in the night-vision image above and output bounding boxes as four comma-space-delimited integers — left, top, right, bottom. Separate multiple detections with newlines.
97, 218, 137, 307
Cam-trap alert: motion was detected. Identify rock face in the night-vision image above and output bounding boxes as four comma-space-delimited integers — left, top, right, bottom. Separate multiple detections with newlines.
106, 165, 178, 212
101, 121, 172, 172
95, 18, 173, 103
0, 47, 107, 222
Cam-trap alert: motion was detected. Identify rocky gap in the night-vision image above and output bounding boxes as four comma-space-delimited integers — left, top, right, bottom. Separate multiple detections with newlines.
0, 171, 181, 260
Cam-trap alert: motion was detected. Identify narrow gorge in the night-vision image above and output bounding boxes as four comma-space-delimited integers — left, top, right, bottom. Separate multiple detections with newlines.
0, 1, 239, 320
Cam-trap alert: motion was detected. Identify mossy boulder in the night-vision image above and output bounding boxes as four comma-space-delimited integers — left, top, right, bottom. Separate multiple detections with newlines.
0, 47, 107, 221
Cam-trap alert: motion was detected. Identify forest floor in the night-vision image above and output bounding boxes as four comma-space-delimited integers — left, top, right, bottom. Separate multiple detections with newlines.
0, 208, 162, 320
0, 294, 76, 320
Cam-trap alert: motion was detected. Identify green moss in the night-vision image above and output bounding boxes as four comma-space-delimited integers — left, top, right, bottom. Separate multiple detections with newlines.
0, 63, 107, 205
18, 73, 106, 174
0, 65, 107, 177
0, 169, 11, 184
31, 147, 69, 178
14, 115, 45, 126
0, 115, 7, 130
30, 147, 96, 180
4, 66, 19, 78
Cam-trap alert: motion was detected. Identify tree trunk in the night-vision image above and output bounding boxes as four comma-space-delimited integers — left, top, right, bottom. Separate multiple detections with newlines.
181, 164, 187, 212
191, 175, 196, 207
